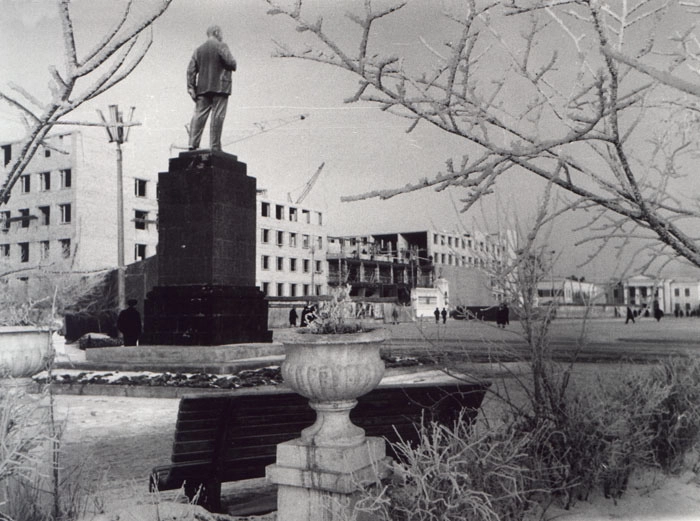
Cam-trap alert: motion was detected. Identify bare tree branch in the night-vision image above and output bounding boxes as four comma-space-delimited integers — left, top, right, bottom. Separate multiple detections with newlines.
266, 0, 700, 269
0, 0, 172, 206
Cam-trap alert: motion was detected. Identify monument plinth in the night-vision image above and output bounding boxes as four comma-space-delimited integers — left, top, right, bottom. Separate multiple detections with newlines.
142, 150, 272, 345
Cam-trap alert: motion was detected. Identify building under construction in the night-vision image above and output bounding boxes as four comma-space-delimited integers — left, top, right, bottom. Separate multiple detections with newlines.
326, 232, 435, 304
327, 229, 512, 308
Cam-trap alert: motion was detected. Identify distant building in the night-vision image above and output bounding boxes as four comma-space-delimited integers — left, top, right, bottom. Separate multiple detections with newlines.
325, 229, 513, 308
537, 278, 607, 305
256, 192, 327, 298
0, 131, 158, 280
608, 275, 700, 315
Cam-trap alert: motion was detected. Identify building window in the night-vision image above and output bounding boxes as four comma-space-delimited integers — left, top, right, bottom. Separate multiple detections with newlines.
262, 255, 270, 270
39, 171, 51, 191
60, 169, 72, 188
135, 179, 147, 197
289, 207, 298, 222
39, 206, 50, 226
59, 239, 71, 258
261, 282, 269, 295
261, 228, 270, 244
303, 259, 310, 273
261, 202, 270, 217
277, 283, 284, 297
290, 284, 297, 297
134, 243, 147, 261
674, 288, 680, 297
303, 284, 310, 296
317, 236, 323, 250
134, 210, 148, 230
19, 209, 30, 228
276, 257, 284, 271
19, 242, 29, 263
1, 244, 9, 257
20, 175, 30, 193
276, 230, 284, 246
315, 260, 322, 273
315, 285, 321, 296
40, 241, 50, 260
302, 234, 310, 248
433, 234, 438, 245
302, 209, 310, 223
275, 204, 284, 220
290, 258, 297, 272
289, 233, 297, 247
44, 148, 50, 158
1, 144, 10, 167
1, 211, 9, 232
59, 204, 71, 224
685, 288, 691, 297
316, 212, 323, 225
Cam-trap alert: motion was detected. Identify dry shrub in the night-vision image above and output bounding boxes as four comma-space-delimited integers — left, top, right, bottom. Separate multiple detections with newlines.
645, 357, 700, 472
355, 414, 537, 521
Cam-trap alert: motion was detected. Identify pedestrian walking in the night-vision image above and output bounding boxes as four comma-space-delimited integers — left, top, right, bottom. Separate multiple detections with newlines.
441, 307, 447, 324
391, 306, 399, 325
625, 306, 635, 324
289, 308, 298, 327
434, 307, 440, 324
117, 299, 142, 346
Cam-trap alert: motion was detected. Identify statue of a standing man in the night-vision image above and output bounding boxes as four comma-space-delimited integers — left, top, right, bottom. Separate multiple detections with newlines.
187, 25, 237, 151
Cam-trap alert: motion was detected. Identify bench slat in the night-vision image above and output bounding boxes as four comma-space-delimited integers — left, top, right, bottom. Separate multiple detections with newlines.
152, 381, 490, 513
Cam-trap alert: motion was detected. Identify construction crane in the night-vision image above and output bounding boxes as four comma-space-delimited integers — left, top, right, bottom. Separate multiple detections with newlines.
291, 162, 325, 204
170, 113, 308, 153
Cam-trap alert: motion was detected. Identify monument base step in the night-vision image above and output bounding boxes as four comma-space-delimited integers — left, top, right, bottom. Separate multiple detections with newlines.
82, 342, 284, 373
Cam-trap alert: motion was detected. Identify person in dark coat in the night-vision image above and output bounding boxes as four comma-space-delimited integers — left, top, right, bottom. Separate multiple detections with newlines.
434, 307, 440, 323
187, 25, 237, 150
625, 306, 635, 324
441, 307, 447, 324
653, 300, 663, 322
289, 308, 298, 327
117, 299, 142, 346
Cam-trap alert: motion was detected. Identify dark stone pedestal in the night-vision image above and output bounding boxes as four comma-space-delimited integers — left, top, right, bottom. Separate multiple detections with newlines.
143, 285, 272, 345
142, 150, 272, 345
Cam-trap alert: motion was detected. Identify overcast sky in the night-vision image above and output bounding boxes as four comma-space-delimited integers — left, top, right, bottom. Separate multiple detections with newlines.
1, 0, 698, 281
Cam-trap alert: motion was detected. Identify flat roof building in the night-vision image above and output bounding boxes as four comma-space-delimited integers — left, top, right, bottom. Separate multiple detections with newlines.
0, 131, 158, 279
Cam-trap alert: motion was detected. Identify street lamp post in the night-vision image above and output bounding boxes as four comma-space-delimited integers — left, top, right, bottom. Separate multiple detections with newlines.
97, 105, 136, 312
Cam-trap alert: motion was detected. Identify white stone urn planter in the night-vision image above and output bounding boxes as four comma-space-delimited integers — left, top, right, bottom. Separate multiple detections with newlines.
281, 328, 387, 447
0, 326, 53, 378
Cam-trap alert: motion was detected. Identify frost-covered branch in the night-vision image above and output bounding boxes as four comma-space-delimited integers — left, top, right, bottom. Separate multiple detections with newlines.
0, 0, 172, 206
267, 0, 700, 269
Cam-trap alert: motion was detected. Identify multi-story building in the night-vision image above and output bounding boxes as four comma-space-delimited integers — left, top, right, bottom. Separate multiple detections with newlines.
255, 192, 327, 298
0, 131, 158, 279
325, 229, 512, 307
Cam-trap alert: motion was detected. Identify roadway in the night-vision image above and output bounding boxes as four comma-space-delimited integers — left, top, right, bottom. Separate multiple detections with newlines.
381, 315, 700, 363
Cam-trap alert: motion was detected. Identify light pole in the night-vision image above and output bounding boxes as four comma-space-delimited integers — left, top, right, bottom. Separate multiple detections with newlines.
97, 105, 136, 312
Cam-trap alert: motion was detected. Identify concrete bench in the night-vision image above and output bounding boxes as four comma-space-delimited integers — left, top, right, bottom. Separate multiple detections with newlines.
150, 381, 490, 513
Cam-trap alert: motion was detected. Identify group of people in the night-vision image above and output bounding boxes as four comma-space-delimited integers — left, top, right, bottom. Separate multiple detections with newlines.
625, 301, 664, 324
289, 304, 319, 327
496, 303, 510, 328
434, 307, 448, 324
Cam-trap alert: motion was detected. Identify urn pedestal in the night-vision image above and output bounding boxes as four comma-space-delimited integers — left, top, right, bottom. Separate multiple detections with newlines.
266, 329, 391, 521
